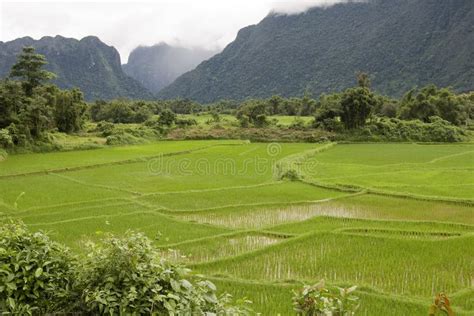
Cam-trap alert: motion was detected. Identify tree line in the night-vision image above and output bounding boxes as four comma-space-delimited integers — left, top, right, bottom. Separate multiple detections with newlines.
1, 47, 472, 151
235, 73, 473, 130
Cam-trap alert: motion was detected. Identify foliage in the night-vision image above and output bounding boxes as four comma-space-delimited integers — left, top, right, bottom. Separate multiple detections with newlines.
105, 133, 142, 146
313, 93, 343, 132
90, 99, 154, 124
0, 47, 87, 150
0, 222, 252, 315
167, 126, 334, 142
165, 98, 200, 114
236, 100, 270, 127
359, 117, 465, 142
0, 222, 75, 315
53, 88, 87, 133
292, 280, 359, 316
175, 117, 198, 128
158, 109, 177, 127
0, 129, 13, 148
340, 87, 377, 129
398, 85, 468, 126
76, 231, 252, 315
9, 47, 56, 97
288, 117, 308, 130
102, 124, 160, 145
95, 121, 116, 137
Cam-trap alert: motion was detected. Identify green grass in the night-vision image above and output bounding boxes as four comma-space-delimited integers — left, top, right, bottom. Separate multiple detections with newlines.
159, 231, 286, 264
137, 182, 347, 211
4, 199, 230, 249
302, 143, 474, 200
178, 114, 313, 127
270, 215, 474, 236
56, 142, 326, 193
211, 278, 450, 316
0, 140, 242, 176
0, 174, 126, 210
179, 113, 237, 125
271, 115, 314, 126
1, 140, 473, 314
198, 232, 474, 298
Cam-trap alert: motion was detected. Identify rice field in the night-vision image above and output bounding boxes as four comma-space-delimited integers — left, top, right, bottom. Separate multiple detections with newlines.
302, 143, 474, 201
1, 140, 473, 315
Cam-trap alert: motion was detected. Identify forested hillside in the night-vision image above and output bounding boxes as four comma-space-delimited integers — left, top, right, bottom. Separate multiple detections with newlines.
123, 43, 216, 94
0, 36, 153, 100
158, 0, 474, 102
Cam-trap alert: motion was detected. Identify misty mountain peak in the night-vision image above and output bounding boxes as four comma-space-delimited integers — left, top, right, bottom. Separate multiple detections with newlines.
123, 43, 217, 94
158, 0, 474, 102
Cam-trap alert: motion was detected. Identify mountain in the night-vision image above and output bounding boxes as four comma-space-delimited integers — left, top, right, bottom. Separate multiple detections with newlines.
158, 0, 474, 103
123, 43, 216, 94
0, 35, 153, 101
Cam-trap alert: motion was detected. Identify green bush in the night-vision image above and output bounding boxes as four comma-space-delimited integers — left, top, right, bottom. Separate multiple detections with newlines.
158, 109, 177, 127
288, 118, 308, 130
0, 129, 13, 149
175, 117, 198, 128
90, 100, 153, 124
0, 223, 251, 315
95, 121, 115, 137
76, 231, 252, 315
102, 124, 159, 145
344, 117, 466, 142
106, 133, 141, 146
292, 280, 359, 316
0, 222, 75, 315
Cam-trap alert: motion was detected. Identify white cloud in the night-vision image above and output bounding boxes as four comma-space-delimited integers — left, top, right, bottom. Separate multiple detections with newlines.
270, 0, 362, 14
1, 0, 354, 62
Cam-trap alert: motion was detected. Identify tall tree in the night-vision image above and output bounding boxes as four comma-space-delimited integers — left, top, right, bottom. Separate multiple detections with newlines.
9, 47, 55, 97
340, 87, 377, 129
19, 95, 52, 138
54, 88, 86, 133
300, 92, 317, 116
0, 80, 25, 128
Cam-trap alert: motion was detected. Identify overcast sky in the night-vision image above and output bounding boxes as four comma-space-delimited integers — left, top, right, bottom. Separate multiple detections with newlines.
1, 0, 353, 62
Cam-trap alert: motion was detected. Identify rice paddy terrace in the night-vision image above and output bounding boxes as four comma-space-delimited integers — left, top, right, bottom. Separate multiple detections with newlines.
0, 140, 473, 315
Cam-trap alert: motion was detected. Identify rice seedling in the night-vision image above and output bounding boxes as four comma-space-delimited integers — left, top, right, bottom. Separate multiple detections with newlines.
160, 232, 284, 263
178, 198, 362, 229
301, 143, 474, 200
197, 232, 474, 298
0, 140, 242, 177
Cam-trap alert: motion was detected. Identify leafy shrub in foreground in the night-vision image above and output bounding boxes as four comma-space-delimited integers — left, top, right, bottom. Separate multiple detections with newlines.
0, 222, 75, 315
0, 223, 251, 315
292, 280, 359, 316
76, 231, 252, 315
